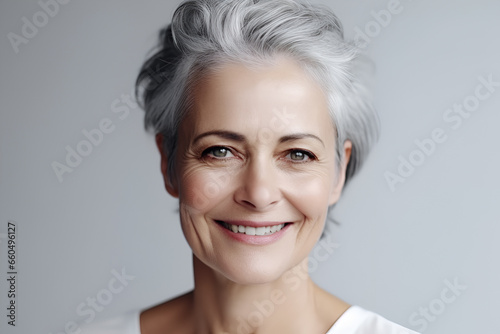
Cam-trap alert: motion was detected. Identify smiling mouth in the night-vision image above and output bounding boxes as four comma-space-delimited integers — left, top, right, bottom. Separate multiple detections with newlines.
215, 220, 288, 236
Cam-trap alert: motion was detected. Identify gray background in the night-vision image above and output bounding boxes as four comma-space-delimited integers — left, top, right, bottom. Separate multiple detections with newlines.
1, 0, 499, 333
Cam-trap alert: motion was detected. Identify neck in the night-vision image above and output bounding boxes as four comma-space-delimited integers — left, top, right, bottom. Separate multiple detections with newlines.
191, 255, 341, 334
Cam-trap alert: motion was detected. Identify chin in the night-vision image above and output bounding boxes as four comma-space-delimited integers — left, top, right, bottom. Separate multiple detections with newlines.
214, 257, 295, 286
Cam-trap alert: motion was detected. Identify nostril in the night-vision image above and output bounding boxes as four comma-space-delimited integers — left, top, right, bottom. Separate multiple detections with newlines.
233, 178, 282, 210
242, 200, 256, 208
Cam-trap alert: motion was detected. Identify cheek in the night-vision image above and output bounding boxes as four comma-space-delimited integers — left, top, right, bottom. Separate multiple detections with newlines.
178, 166, 235, 213
284, 169, 335, 219
295, 181, 330, 221
176, 166, 237, 259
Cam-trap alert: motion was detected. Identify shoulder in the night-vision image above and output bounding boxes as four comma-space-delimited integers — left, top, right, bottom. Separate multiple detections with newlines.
79, 310, 140, 334
79, 292, 193, 334
140, 291, 194, 334
327, 306, 421, 334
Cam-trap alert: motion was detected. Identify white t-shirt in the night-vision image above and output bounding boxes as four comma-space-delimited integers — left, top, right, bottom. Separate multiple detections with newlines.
80, 305, 419, 334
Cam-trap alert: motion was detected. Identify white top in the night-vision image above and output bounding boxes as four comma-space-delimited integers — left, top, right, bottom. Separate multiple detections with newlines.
80, 305, 420, 334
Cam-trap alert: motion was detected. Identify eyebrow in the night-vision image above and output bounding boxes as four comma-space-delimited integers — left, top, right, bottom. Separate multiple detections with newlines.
279, 133, 324, 147
193, 130, 247, 145
192, 130, 324, 147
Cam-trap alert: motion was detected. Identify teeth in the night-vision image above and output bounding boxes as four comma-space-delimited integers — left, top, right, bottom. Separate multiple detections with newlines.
245, 226, 256, 236
220, 222, 286, 236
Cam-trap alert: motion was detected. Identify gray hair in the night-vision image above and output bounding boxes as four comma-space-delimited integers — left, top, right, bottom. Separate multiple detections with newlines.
136, 0, 379, 185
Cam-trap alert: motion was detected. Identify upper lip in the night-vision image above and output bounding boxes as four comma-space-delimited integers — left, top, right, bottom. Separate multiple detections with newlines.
215, 220, 290, 228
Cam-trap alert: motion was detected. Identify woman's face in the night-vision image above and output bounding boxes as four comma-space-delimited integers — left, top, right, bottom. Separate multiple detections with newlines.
160, 57, 350, 284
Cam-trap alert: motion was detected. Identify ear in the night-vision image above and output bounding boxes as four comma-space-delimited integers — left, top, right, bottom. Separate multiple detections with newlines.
328, 140, 352, 206
155, 134, 179, 198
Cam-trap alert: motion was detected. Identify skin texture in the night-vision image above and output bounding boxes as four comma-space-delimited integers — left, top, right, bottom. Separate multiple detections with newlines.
141, 57, 352, 334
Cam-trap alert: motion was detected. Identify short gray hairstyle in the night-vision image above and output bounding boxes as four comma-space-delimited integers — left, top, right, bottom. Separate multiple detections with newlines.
136, 0, 379, 185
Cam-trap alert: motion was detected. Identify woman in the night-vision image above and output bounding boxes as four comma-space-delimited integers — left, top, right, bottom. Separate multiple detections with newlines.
83, 0, 419, 333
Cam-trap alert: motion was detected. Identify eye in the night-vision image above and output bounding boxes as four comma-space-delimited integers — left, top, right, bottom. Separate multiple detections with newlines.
202, 146, 235, 159
285, 149, 316, 162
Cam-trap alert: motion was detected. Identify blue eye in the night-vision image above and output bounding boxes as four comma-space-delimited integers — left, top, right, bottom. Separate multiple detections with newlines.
203, 146, 234, 158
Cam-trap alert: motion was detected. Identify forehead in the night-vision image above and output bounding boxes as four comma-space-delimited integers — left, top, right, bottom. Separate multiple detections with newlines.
182, 57, 334, 141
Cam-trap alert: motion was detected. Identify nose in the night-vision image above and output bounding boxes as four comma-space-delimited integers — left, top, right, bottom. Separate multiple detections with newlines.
233, 157, 282, 211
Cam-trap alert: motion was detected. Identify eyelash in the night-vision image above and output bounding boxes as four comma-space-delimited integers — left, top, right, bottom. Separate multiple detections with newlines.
201, 146, 235, 160
283, 149, 317, 162
201, 146, 317, 163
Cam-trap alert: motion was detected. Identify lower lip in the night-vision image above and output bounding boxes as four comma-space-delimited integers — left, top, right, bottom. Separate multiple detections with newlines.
215, 221, 291, 245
